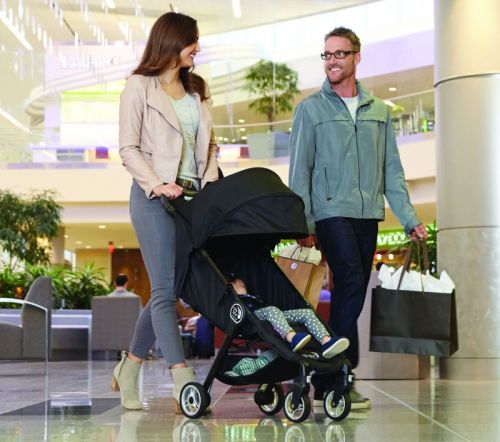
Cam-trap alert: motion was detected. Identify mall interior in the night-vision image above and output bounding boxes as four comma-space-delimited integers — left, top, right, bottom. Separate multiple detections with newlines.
0, 0, 499, 440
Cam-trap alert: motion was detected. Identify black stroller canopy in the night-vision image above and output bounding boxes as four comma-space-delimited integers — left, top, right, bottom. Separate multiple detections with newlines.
176, 167, 309, 248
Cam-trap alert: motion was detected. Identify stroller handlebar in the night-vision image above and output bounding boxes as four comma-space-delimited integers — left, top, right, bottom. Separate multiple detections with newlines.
160, 192, 193, 215
160, 195, 177, 214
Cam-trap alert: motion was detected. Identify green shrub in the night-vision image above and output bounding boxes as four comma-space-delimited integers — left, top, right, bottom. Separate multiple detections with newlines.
0, 263, 110, 309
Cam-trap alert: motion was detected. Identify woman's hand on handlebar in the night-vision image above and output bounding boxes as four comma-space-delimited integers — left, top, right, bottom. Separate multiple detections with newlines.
152, 182, 183, 200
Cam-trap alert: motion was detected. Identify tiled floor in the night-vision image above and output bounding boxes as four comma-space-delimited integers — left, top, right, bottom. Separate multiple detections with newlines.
0, 359, 499, 441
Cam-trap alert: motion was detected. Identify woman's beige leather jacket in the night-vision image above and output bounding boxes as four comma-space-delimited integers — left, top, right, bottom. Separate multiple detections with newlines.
119, 74, 219, 197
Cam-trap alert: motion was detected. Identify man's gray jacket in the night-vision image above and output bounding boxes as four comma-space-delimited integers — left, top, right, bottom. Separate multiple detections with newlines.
289, 78, 420, 234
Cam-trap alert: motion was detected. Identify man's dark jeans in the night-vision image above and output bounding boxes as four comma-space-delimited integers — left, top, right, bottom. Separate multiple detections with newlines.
316, 217, 378, 370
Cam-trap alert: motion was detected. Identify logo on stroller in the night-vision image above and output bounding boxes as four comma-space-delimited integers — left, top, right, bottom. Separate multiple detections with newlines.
230, 303, 245, 324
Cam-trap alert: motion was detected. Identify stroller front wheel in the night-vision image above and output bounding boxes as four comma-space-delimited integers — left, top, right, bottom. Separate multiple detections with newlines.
180, 382, 210, 419
324, 389, 351, 421
255, 383, 284, 415
283, 391, 311, 423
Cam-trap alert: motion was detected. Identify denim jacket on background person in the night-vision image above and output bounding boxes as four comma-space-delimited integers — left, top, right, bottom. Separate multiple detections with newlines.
289, 78, 420, 234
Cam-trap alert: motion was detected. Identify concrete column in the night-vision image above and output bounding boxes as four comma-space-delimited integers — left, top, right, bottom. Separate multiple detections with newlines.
435, 0, 500, 379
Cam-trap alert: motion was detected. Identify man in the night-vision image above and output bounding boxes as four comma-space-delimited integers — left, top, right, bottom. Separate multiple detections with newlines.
109, 274, 139, 298
289, 27, 427, 409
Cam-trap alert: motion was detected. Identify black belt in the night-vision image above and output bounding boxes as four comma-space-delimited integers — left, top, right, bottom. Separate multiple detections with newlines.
176, 178, 198, 197
176, 178, 197, 191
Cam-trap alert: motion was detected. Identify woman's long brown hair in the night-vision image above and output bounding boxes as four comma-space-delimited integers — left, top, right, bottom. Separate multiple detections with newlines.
132, 12, 208, 100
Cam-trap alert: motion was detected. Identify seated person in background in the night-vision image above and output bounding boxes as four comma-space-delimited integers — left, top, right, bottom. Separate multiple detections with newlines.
108, 274, 139, 299
231, 277, 349, 358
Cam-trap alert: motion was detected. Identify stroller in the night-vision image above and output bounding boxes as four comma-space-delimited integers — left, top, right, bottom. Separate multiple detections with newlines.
165, 167, 354, 423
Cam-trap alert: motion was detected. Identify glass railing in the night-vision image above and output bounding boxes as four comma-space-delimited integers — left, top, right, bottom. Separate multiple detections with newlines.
0, 90, 435, 165
386, 90, 435, 137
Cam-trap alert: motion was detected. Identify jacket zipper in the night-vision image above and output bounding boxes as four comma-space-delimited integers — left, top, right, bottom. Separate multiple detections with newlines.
354, 122, 364, 216
338, 96, 364, 216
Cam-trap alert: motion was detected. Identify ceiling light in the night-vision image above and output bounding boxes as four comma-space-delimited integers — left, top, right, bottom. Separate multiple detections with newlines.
85, 245, 92, 249
98, 225, 107, 229
238, 119, 245, 123
76, 241, 83, 245
383, 100, 395, 107
104, 0, 116, 9
239, 128, 246, 132
64, 235, 69, 238
388, 87, 397, 92
232, 0, 241, 18
0, 10, 33, 50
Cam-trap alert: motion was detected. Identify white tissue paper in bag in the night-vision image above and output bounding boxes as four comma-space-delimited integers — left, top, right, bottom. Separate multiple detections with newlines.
279, 244, 322, 265
377, 264, 395, 288
378, 264, 455, 294
399, 269, 423, 291
418, 270, 455, 293
379, 266, 422, 291
439, 270, 455, 293
421, 271, 442, 292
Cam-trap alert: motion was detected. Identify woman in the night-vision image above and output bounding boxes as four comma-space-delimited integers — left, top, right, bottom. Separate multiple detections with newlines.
112, 11, 219, 411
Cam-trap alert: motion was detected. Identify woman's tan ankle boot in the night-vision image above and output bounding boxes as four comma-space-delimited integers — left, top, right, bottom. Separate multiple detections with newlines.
111, 351, 142, 410
171, 366, 196, 414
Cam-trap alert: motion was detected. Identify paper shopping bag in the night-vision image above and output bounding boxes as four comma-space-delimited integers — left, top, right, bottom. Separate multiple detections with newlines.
369, 286, 458, 357
276, 256, 326, 309
370, 241, 458, 357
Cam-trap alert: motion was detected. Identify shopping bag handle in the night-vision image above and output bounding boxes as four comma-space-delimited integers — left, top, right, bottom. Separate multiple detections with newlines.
397, 240, 430, 290
290, 244, 312, 262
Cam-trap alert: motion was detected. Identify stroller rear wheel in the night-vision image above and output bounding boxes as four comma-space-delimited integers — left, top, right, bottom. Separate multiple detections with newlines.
283, 391, 311, 423
180, 382, 210, 419
323, 389, 351, 421
255, 383, 285, 415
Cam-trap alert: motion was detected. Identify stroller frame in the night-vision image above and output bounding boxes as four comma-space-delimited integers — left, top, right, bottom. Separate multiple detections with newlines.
163, 168, 355, 422
178, 249, 354, 423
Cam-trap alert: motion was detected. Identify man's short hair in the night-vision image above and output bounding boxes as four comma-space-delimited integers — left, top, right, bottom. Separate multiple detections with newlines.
324, 27, 361, 52
115, 273, 128, 287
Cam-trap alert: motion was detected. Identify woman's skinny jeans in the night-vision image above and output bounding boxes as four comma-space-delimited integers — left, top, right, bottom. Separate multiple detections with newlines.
128, 181, 185, 366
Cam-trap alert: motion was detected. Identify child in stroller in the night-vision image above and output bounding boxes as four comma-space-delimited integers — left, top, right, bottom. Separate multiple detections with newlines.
228, 276, 349, 362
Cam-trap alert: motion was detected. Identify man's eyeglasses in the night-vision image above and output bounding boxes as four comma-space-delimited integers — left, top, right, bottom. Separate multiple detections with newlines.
321, 50, 358, 60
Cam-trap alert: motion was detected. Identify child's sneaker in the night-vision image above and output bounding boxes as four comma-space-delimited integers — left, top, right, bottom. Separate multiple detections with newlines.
321, 336, 350, 358
290, 333, 312, 352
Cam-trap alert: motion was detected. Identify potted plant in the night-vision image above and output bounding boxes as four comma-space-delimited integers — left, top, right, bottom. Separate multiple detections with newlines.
243, 60, 299, 158
0, 190, 62, 269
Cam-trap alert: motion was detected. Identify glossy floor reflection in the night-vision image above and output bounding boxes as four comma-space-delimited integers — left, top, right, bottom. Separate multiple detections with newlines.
0, 359, 499, 441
